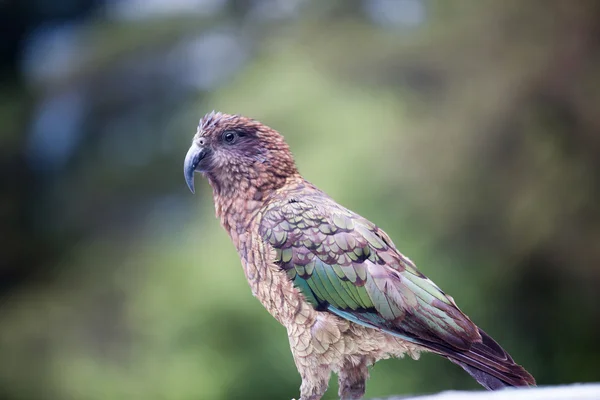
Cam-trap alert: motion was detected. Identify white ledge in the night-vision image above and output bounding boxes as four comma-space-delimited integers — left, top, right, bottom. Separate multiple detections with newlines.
372, 383, 600, 400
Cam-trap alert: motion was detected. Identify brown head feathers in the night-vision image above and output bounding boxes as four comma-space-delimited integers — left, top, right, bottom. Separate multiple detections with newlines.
192, 111, 299, 199
198, 110, 238, 133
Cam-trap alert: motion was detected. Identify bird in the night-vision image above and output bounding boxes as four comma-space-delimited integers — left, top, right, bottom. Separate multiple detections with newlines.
183, 111, 535, 400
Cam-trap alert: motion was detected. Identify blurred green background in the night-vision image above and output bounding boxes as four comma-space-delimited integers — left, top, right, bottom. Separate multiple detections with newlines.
1, 0, 599, 399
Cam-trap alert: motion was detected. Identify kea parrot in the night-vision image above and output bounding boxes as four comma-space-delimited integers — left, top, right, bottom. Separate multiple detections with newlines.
183, 112, 535, 400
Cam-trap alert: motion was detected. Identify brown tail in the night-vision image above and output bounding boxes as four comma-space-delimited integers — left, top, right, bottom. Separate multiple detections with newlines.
430, 328, 536, 390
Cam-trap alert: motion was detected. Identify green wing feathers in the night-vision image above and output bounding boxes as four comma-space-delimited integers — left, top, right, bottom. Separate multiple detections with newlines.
259, 191, 480, 350
259, 187, 535, 388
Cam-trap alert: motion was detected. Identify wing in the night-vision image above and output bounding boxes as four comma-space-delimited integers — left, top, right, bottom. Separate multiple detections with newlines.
259, 193, 481, 351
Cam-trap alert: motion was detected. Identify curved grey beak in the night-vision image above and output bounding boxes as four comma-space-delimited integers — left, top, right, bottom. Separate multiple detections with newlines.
183, 143, 207, 194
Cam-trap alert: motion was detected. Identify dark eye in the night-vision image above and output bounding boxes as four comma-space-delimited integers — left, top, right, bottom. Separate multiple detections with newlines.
223, 131, 237, 144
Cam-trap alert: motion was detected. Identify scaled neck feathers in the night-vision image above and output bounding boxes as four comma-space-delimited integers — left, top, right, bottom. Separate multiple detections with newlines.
208, 147, 301, 237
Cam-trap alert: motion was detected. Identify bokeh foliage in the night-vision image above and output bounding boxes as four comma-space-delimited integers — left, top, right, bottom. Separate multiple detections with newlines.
1, 1, 599, 399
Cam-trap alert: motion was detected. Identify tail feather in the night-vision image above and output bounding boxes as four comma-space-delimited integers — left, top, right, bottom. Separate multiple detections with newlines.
428, 328, 536, 390
448, 359, 512, 390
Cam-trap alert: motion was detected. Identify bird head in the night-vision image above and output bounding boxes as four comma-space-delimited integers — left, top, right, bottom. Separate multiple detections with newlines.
184, 111, 298, 195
